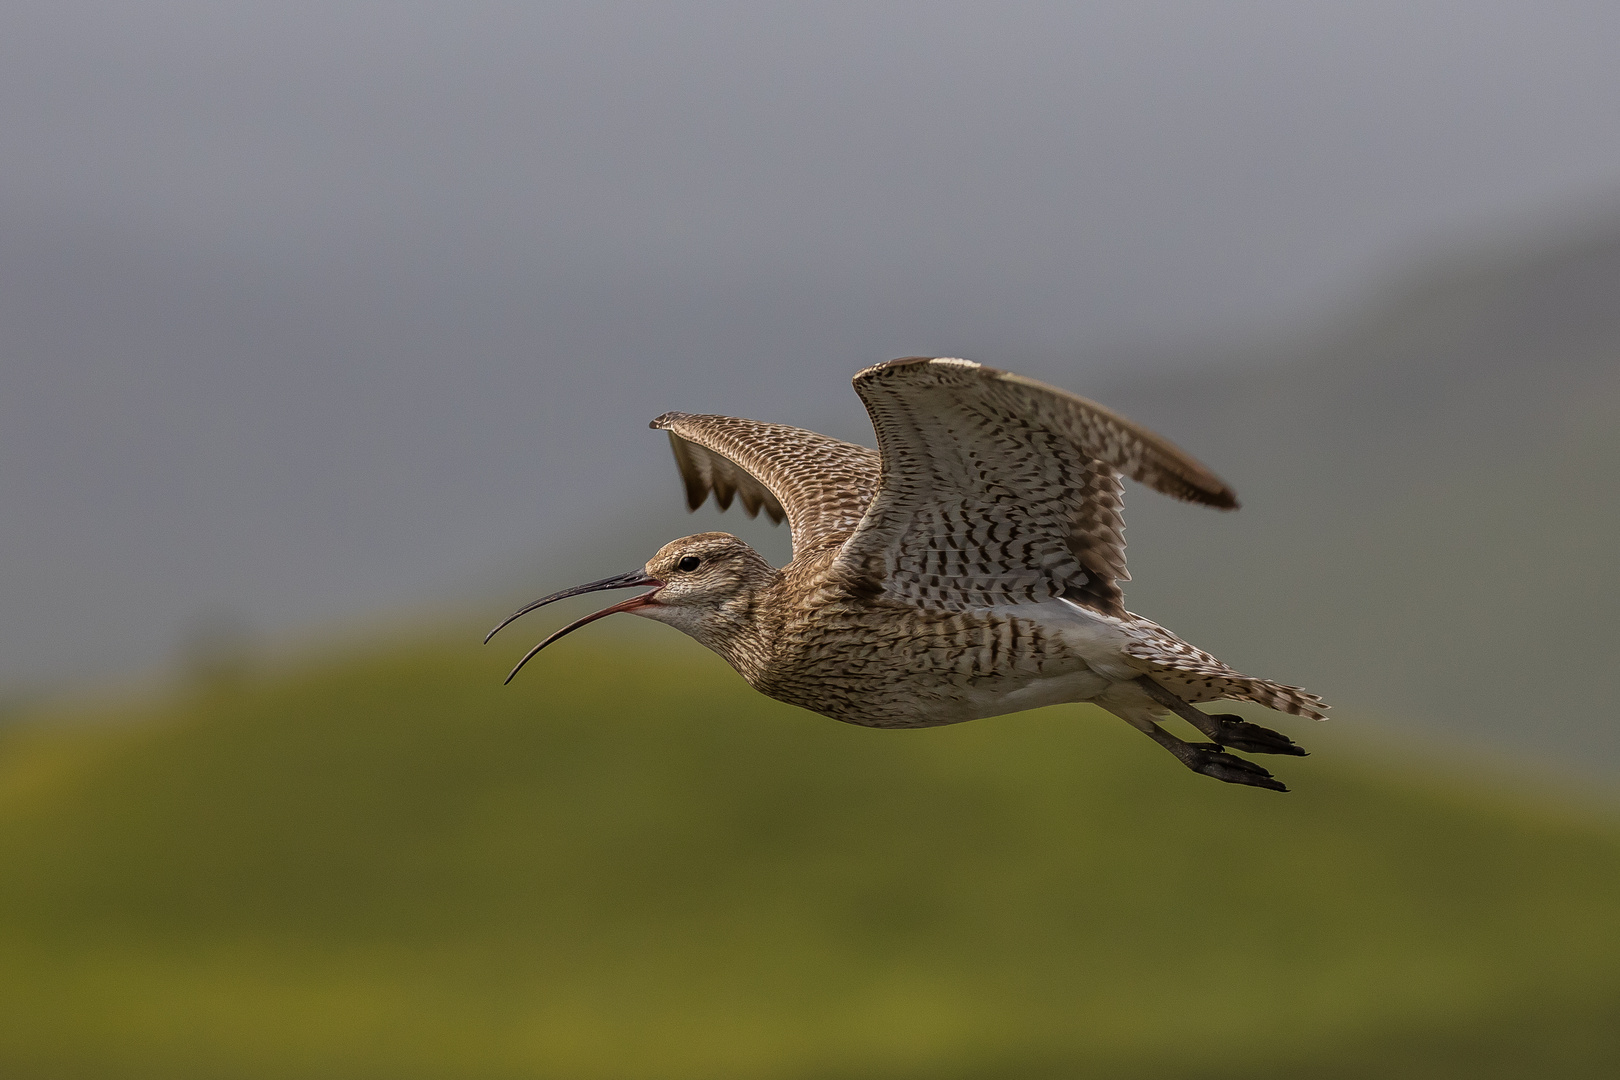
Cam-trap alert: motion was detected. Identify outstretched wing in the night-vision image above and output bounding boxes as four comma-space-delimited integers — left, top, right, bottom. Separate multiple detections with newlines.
833, 357, 1238, 617
651, 412, 882, 558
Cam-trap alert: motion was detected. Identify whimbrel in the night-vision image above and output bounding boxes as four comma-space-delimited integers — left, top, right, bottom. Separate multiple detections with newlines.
488, 358, 1326, 791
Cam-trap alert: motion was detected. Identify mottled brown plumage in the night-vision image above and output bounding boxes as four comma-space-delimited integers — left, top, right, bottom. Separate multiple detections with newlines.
490, 357, 1326, 791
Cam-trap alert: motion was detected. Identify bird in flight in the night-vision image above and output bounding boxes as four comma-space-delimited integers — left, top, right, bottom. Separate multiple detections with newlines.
488, 357, 1325, 791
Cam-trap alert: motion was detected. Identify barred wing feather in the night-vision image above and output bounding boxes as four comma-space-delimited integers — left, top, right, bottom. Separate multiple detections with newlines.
650, 412, 881, 558
836, 357, 1238, 617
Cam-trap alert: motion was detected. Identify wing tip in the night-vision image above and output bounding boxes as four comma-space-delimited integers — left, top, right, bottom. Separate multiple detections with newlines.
650, 411, 689, 430
1171, 479, 1240, 511
854, 356, 985, 383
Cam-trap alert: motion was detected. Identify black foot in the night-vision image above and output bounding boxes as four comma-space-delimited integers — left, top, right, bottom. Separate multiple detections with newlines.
1207, 714, 1308, 757
1184, 743, 1288, 792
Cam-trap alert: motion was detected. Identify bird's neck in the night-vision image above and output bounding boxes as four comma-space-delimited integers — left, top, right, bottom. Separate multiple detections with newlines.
635, 558, 785, 681
695, 574, 785, 684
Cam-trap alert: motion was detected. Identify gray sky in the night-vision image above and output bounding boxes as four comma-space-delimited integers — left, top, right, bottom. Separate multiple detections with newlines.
3, 1, 1620, 690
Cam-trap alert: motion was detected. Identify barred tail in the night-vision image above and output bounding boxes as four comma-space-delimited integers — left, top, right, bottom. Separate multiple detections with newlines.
1121, 615, 1330, 720
1146, 668, 1328, 719
1227, 676, 1329, 720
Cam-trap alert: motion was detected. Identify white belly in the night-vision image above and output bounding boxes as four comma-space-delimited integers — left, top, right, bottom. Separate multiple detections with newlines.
1001, 597, 1144, 679
934, 665, 1115, 724
909, 598, 1141, 726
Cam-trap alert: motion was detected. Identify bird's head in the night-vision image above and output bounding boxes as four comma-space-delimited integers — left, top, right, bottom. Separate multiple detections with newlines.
487, 532, 780, 682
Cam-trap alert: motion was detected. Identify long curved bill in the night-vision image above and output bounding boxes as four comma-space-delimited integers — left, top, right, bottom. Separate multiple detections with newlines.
485, 570, 663, 684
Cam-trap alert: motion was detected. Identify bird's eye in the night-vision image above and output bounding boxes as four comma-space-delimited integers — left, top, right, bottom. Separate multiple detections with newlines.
677, 555, 702, 572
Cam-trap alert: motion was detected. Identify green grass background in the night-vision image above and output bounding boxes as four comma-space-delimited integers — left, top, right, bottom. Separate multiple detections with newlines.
0, 632, 1616, 1078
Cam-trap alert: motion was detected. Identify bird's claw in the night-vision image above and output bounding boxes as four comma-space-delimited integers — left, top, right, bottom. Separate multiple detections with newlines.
1207, 714, 1308, 757
1185, 743, 1288, 792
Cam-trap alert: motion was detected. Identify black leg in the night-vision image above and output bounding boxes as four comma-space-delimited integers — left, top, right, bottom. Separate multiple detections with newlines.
1134, 676, 1307, 756
1130, 714, 1288, 793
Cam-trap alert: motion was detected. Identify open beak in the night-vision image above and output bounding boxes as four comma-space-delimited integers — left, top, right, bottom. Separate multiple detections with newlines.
485, 570, 663, 684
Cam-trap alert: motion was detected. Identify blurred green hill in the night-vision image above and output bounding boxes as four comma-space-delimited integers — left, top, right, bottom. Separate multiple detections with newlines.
1, 633, 1617, 1078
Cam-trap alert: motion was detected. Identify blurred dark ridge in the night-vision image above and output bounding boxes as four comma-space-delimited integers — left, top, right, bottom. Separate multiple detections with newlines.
1078, 221, 1620, 772
0, 635, 1616, 1079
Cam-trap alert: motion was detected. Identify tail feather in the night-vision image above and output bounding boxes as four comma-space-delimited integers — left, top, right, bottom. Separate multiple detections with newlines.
1121, 614, 1329, 720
